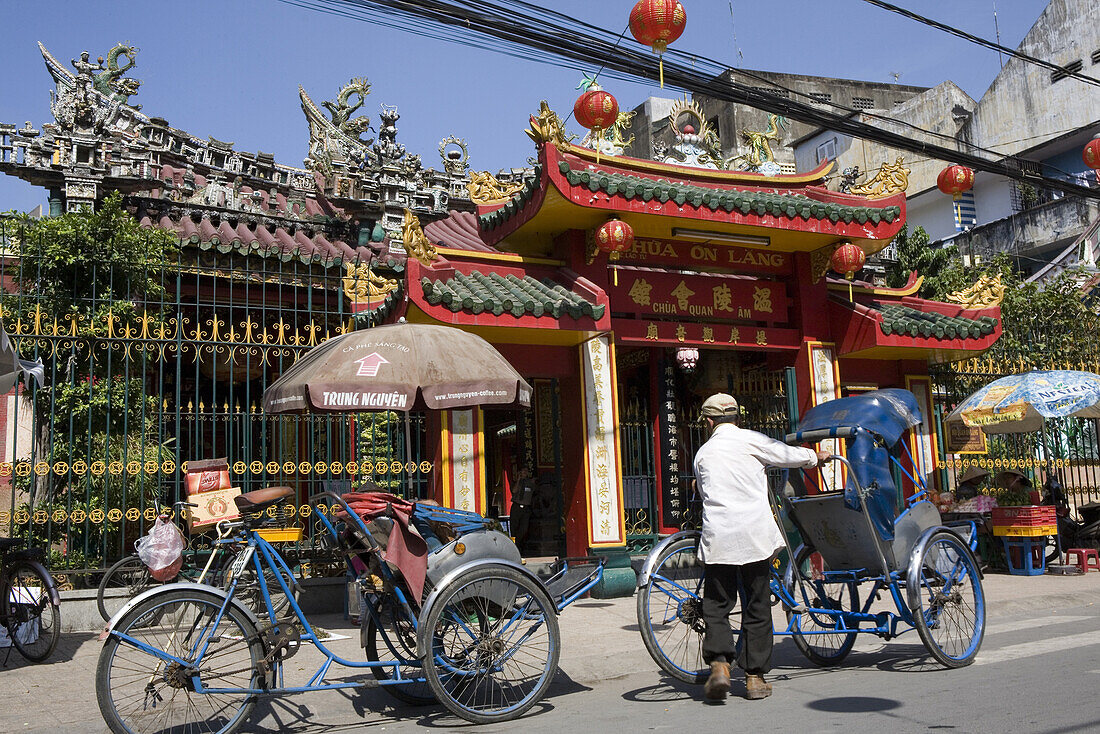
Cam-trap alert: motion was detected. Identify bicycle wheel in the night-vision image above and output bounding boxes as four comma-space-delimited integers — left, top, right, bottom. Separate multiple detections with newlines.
6, 560, 60, 662
98, 555, 157, 622
363, 594, 434, 705
907, 529, 985, 668
636, 536, 736, 684
96, 587, 265, 734
421, 564, 559, 724
784, 545, 859, 666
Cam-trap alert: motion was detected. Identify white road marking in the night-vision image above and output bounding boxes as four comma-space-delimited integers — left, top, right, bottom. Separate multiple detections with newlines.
984, 615, 1094, 636
975, 629, 1100, 666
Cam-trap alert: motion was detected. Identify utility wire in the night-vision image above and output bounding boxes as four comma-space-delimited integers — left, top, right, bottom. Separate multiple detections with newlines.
283, 0, 1100, 201
861, 0, 1100, 88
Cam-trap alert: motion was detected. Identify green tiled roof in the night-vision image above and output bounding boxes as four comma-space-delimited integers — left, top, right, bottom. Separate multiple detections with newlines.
422, 270, 605, 320
352, 280, 404, 329
479, 158, 902, 231
478, 166, 543, 231
876, 303, 997, 340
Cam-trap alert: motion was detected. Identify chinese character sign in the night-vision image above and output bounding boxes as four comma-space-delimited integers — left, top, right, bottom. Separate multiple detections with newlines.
581, 335, 625, 546
609, 271, 787, 322
443, 408, 484, 513
658, 356, 684, 531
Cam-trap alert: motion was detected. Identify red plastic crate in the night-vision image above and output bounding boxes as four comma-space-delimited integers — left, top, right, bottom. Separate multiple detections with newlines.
991, 505, 1057, 526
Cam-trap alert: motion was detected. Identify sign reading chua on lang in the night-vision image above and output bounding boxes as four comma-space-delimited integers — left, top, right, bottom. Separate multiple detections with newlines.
609, 271, 788, 322
617, 237, 792, 275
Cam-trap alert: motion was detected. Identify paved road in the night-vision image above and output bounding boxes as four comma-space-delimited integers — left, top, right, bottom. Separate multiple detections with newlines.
3, 577, 1099, 733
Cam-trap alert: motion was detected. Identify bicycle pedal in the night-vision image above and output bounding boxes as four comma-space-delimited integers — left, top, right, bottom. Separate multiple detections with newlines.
786, 603, 807, 614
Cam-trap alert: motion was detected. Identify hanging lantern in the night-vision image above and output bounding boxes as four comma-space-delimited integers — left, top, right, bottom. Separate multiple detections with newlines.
595, 218, 634, 255
830, 243, 866, 279
830, 242, 865, 300
629, 0, 687, 88
676, 347, 699, 373
574, 79, 619, 164
1084, 138, 1100, 170
936, 164, 975, 199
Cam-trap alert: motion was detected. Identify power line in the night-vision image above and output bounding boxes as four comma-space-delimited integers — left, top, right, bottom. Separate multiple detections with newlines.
861, 0, 1100, 88
284, 0, 1100, 201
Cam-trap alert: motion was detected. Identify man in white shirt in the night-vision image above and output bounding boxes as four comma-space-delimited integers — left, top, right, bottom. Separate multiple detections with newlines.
694, 393, 829, 702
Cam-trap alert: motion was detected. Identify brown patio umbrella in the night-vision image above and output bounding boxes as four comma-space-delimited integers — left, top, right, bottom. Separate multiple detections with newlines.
262, 322, 531, 414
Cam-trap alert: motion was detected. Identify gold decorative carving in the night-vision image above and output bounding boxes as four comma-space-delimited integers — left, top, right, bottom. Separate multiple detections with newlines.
466, 171, 526, 205
525, 101, 573, 146
607, 110, 636, 152
810, 244, 840, 284
667, 98, 715, 141
738, 114, 788, 168
342, 262, 399, 304
401, 209, 438, 266
945, 273, 1006, 309
848, 157, 911, 199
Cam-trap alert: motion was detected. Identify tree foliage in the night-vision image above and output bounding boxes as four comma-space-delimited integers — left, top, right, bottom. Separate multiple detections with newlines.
2, 194, 179, 560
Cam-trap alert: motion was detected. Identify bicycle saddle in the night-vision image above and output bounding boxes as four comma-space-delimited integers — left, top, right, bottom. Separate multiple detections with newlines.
234, 486, 294, 514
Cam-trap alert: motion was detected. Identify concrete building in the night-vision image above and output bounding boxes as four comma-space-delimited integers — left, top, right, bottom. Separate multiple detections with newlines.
789, 0, 1100, 277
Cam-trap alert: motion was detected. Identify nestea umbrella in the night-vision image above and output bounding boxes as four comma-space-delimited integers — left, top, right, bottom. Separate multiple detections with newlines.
944, 370, 1100, 434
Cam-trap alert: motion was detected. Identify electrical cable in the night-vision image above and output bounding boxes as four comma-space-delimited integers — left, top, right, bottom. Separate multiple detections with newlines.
860, 0, 1100, 89
281, 0, 1100, 200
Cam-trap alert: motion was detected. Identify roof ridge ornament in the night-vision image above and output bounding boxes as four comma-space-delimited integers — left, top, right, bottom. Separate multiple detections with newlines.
526, 101, 574, 147
401, 209, 438, 266
467, 171, 525, 205
845, 157, 911, 199
945, 273, 1006, 309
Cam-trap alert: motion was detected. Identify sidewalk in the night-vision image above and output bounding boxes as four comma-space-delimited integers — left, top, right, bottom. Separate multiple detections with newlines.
2, 570, 1098, 732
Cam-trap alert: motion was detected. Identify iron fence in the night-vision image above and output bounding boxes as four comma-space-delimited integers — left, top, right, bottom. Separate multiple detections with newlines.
0, 217, 427, 583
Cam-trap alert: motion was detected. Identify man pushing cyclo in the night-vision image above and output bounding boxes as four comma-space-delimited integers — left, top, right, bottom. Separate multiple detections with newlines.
692, 392, 830, 703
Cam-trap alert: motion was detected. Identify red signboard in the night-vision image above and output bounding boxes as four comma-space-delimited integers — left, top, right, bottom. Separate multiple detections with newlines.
615, 237, 791, 275
613, 319, 801, 349
609, 271, 788, 323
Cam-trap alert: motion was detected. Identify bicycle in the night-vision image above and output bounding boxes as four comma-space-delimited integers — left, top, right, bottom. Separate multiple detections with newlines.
97, 498, 292, 622
95, 487, 597, 731
0, 536, 61, 663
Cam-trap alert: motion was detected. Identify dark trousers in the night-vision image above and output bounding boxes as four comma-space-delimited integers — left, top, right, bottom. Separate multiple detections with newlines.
702, 558, 773, 675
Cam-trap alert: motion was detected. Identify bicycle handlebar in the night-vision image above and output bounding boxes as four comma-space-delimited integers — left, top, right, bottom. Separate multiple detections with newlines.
785, 426, 860, 445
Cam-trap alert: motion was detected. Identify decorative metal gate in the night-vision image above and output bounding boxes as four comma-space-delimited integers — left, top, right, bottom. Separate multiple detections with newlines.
0, 215, 428, 582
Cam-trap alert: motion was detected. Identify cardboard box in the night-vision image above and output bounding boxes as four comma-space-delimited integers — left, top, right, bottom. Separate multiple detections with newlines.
185, 458, 232, 496
188, 486, 242, 531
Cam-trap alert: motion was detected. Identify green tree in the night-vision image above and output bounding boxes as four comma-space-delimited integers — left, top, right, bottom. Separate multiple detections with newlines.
885, 224, 958, 298
2, 193, 179, 563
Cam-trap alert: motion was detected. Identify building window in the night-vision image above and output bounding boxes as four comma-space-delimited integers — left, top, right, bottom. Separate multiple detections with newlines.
753, 85, 789, 98
809, 92, 832, 104
1051, 59, 1083, 82
852, 96, 874, 110
816, 138, 837, 163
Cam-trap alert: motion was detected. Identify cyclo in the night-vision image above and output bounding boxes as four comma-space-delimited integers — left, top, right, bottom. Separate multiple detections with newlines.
94, 485, 603, 732
637, 389, 986, 680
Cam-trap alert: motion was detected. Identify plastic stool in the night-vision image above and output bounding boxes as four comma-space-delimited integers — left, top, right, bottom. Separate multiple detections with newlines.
1002, 537, 1046, 576
1064, 548, 1100, 573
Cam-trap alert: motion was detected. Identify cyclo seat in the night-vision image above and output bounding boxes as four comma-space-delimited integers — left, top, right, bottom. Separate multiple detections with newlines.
0, 537, 24, 551
234, 486, 294, 515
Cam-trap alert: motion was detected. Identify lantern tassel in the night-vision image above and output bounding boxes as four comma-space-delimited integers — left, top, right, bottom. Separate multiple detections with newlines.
659, 57, 664, 88
596, 129, 602, 165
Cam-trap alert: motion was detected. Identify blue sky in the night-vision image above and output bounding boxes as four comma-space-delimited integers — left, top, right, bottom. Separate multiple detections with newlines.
0, 0, 1050, 213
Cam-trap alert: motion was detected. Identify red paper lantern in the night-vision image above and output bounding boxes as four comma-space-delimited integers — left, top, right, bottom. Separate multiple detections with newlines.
574, 81, 619, 134
629, 0, 687, 54
629, 0, 687, 88
1084, 138, 1100, 170
937, 164, 975, 198
830, 243, 866, 280
595, 218, 634, 254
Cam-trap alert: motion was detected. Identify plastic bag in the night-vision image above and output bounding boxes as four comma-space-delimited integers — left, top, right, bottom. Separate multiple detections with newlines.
135, 517, 185, 582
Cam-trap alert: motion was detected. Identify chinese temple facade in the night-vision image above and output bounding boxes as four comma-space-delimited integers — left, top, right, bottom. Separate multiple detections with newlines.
387, 103, 1001, 577
0, 42, 1001, 581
